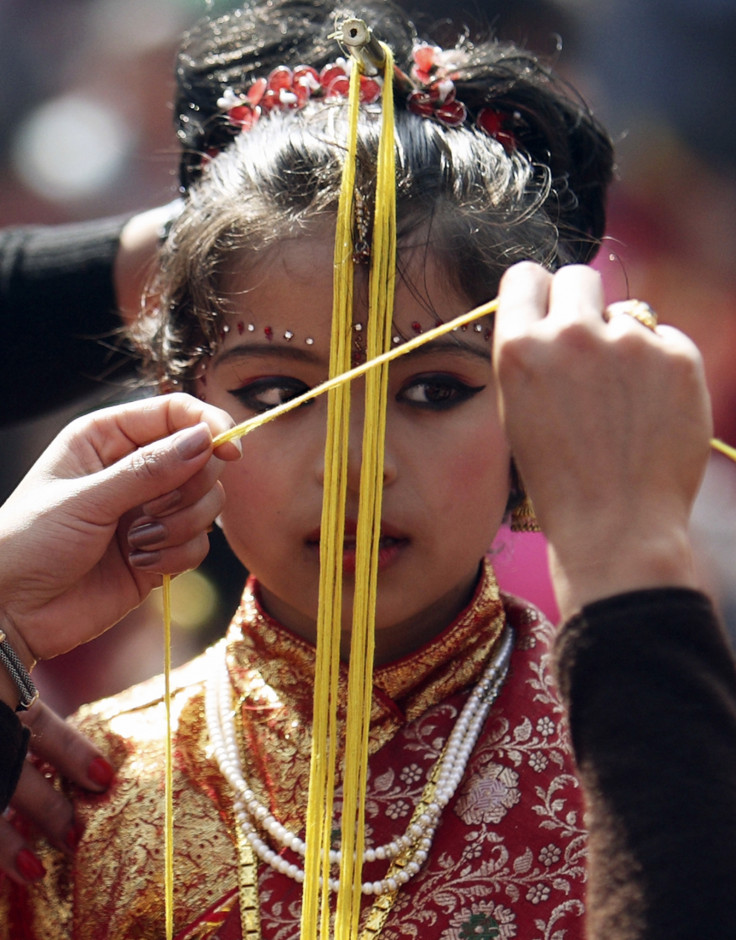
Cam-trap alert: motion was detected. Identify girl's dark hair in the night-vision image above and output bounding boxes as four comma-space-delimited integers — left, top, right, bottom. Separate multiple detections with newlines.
175, 0, 612, 258
136, 0, 614, 389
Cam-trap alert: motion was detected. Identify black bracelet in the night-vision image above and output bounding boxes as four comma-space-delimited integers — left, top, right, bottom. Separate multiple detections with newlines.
0, 630, 38, 712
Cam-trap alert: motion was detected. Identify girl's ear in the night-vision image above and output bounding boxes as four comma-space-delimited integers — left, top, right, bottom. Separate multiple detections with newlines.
188, 363, 209, 402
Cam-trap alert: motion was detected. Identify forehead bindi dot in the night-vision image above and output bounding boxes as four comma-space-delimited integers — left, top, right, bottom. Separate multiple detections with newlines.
306, 337, 315, 345
247, 323, 256, 332
284, 330, 294, 341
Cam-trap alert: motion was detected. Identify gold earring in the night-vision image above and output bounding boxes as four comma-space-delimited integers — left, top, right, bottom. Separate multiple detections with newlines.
508, 462, 541, 533
510, 489, 540, 533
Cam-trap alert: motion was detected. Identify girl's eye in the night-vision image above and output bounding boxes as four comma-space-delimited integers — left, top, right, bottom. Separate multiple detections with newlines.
227, 377, 312, 413
397, 374, 486, 411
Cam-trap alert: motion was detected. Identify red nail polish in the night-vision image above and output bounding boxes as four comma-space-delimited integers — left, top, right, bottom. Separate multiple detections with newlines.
64, 820, 85, 851
87, 756, 115, 788
15, 848, 46, 881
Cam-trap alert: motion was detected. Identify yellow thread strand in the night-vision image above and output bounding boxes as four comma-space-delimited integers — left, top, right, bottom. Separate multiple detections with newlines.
711, 437, 736, 463
300, 54, 363, 940
163, 573, 174, 940
335, 43, 396, 940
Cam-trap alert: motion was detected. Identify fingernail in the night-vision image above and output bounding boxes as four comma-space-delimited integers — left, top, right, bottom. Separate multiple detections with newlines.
215, 436, 242, 458
65, 821, 85, 851
128, 521, 167, 549
174, 423, 211, 460
129, 549, 162, 569
87, 756, 115, 788
16, 848, 46, 881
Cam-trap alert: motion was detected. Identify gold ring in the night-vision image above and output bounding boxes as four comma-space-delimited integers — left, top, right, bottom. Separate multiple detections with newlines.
604, 300, 658, 332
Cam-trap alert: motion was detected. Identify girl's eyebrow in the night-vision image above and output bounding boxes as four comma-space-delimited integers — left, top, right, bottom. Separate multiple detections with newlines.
213, 336, 491, 372
213, 343, 326, 368
400, 338, 491, 364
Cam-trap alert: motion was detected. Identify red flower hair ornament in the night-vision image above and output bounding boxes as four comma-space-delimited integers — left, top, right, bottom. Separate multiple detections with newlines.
214, 42, 518, 151
217, 58, 382, 132
408, 43, 518, 149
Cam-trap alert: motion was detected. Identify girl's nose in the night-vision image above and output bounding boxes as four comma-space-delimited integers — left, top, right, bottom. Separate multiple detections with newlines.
313, 415, 397, 489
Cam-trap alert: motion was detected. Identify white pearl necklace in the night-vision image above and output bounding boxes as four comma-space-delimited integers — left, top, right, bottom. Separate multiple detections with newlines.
205, 625, 513, 896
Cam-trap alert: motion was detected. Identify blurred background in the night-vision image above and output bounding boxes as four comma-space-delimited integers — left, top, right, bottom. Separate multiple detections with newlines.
1, 0, 735, 713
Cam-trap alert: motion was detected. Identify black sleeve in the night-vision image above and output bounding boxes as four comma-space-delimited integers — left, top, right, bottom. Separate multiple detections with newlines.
0, 215, 136, 426
0, 701, 29, 812
555, 588, 736, 939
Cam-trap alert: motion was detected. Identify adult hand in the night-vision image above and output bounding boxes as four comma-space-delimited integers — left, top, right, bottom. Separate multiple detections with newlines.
1, 701, 114, 885
493, 262, 713, 619
0, 392, 241, 688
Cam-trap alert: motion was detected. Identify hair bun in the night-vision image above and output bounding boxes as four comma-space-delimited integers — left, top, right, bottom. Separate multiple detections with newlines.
446, 45, 614, 262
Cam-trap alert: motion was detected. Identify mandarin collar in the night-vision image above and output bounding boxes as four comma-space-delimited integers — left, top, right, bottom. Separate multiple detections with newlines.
228, 558, 504, 716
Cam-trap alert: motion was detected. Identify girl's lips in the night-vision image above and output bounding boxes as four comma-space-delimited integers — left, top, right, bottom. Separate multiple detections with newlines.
341, 535, 408, 574
304, 523, 409, 573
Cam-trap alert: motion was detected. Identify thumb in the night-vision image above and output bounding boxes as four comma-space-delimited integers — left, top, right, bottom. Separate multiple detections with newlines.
82, 422, 215, 523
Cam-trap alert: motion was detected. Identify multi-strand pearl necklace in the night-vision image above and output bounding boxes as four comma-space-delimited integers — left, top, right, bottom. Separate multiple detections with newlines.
205, 625, 514, 897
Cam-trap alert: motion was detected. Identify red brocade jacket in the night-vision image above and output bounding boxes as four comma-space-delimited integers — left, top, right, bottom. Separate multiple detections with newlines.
0, 561, 587, 939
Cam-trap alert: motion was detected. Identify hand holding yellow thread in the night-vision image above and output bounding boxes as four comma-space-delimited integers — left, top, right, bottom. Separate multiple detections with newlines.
493, 262, 720, 618
0, 394, 239, 673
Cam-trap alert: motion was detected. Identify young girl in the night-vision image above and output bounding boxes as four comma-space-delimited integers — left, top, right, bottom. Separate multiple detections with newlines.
0, 1, 732, 938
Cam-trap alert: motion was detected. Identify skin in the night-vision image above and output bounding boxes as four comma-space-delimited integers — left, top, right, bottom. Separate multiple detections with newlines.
200, 234, 509, 664
114, 204, 181, 326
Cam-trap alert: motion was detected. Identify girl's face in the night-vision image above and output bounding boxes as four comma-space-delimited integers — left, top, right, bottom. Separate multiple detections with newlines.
198, 234, 511, 664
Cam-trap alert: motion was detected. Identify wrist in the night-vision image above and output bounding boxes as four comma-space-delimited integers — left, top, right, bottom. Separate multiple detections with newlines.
549, 525, 699, 622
